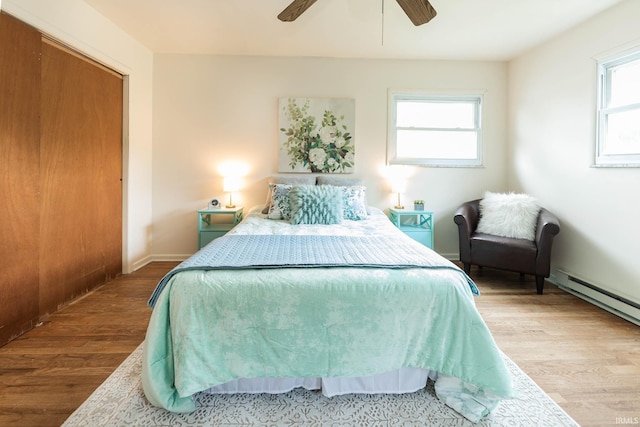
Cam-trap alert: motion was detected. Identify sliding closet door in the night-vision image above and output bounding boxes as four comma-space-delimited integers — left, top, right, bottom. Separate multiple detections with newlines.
39, 40, 123, 315
0, 13, 41, 344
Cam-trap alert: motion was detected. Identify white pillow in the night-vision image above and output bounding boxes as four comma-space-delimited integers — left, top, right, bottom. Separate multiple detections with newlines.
477, 192, 541, 240
340, 185, 368, 220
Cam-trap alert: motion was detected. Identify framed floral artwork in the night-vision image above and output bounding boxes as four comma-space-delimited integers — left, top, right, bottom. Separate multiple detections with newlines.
278, 97, 355, 173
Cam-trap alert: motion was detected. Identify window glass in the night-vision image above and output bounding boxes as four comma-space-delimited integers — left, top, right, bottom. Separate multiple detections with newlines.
389, 92, 482, 167
396, 101, 476, 128
396, 130, 478, 159
602, 110, 640, 155
608, 60, 640, 108
596, 50, 640, 166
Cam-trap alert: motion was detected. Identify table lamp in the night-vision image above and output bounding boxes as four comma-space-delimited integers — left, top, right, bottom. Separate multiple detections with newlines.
223, 177, 240, 208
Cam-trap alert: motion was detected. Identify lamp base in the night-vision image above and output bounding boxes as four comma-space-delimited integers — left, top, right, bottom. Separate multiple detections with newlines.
394, 205, 404, 209
226, 204, 236, 209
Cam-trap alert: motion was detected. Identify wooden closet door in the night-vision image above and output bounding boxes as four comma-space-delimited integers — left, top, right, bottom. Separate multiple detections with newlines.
0, 13, 41, 344
39, 40, 123, 315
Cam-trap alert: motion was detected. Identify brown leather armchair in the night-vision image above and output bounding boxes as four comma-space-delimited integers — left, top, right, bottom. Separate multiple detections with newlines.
454, 199, 560, 294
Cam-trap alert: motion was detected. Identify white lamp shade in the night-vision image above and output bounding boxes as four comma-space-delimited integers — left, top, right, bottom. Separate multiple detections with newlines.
223, 177, 241, 192
391, 180, 406, 194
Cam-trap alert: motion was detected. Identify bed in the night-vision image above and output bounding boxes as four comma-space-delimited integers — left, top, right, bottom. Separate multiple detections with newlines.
142, 182, 515, 423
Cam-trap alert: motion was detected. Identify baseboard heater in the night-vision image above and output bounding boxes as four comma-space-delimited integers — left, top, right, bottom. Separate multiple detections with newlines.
553, 270, 640, 327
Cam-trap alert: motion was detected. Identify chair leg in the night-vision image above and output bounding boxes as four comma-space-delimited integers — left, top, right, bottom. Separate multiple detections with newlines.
535, 276, 545, 294
463, 263, 471, 274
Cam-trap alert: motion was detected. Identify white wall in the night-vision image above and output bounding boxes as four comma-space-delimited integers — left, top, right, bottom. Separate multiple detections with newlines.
152, 55, 508, 259
1, 0, 154, 273
508, 0, 640, 304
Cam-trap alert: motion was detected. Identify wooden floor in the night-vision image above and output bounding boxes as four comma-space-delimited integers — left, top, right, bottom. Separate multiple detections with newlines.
0, 262, 638, 426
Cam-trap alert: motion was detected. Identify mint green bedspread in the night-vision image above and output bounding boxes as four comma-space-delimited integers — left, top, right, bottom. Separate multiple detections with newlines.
142, 265, 515, 422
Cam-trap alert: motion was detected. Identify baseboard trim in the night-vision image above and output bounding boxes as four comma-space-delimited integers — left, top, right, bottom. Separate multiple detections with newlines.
551, 269, 640, 327
131, 255, 153, 272
441, 252, 459, 262
150, 254, 191, 262
132, 254, 190, 271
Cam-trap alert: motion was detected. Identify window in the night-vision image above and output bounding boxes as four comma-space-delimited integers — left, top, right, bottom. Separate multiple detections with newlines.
596, 48, 640, 167
388, 91, 482, 167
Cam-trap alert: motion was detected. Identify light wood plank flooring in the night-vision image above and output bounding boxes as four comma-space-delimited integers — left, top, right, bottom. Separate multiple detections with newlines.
0, 262, 638, 426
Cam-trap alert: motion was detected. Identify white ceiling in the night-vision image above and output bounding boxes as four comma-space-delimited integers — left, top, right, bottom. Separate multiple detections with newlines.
82, 0, 624, 61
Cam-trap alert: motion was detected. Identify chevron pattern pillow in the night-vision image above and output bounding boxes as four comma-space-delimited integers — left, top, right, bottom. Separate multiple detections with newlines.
289, 185, 343, 225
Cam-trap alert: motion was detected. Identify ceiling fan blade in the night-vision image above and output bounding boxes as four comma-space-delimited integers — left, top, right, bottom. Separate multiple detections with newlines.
278, 0, 319, 22
395, 0, 437, 26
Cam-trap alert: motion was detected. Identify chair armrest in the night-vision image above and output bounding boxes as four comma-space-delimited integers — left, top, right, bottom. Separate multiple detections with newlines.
453, 199, 481, 236
453, 199, 481, 262
535, 208, 560, 242
534, 208, 560, 276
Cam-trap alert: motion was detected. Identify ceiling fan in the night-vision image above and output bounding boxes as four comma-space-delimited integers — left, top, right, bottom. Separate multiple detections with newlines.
278, 0, 437, 26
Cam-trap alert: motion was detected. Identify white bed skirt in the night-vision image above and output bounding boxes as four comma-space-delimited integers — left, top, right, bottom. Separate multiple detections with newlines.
205, 367, 435, 397
204, 367, 504, 423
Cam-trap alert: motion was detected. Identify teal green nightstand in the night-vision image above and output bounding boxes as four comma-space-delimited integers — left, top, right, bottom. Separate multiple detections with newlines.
198, 207, 243, 249
389, 208, 434, 249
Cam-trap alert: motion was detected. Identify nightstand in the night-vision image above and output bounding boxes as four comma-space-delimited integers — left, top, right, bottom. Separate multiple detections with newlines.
388, 208, 434, 249
198, 207, 243, 249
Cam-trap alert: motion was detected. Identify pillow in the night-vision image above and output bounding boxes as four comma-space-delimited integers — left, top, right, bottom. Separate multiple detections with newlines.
262, 176, 316, 214
267, 183, 294, 220
316, 176, 371, 214
340, 185, 368, 220
316, 176, 363, 186
289, 185, 343, 225
477, 191, 541, 240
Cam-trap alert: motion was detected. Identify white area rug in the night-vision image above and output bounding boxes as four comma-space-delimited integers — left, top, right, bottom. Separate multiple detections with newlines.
63, 344, 579, 426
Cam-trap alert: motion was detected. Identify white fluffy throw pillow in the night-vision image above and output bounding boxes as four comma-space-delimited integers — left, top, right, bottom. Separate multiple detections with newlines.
477, 192, 541, 240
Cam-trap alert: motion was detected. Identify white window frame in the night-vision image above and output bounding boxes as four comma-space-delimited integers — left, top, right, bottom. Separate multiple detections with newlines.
595, 47, 640, 167
387, 90, 483, 167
